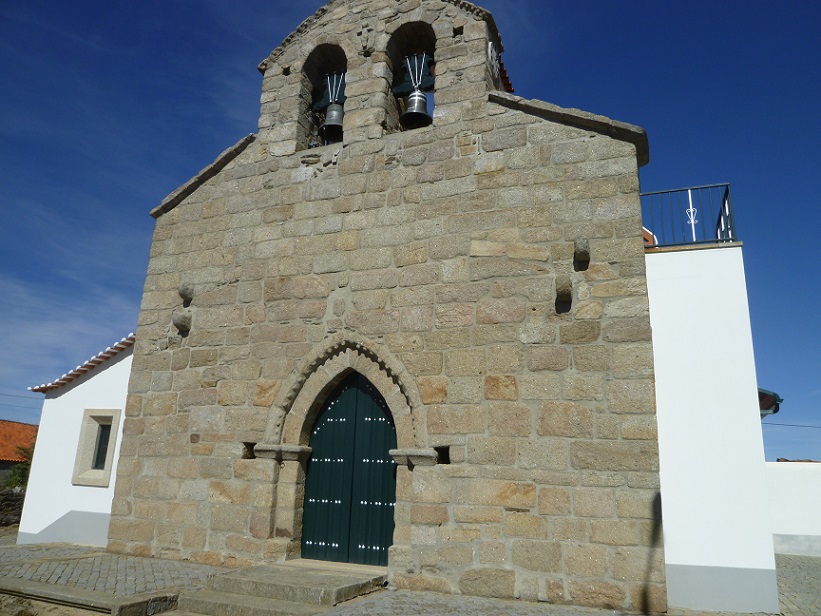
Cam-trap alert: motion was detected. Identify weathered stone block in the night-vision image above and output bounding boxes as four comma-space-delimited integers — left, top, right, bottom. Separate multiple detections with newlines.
565, 542, 610, 577
484, 375, 518, 400
467, 479, 536, 508
458, 569, 516, 598
559, 321, 601, 344
527, 346, 570, 371
518, 438, 569, 471
410, 504, 449, 525
444, 349, 486, 376
411, 468, 452, 503
476, 297, 526, 324
605, 379, 655, 413
487, 401, 531, 436
538, 486, 571, 516
571, 441, 659, 472
467, 436, 516, 465
511, 540, 562, 573
418, 376, 448, 404
573, 487, 615, 518
538, 401, 593, 438
568, 581, 627, 610
503, 512, 547, 538
427, 405, 486, 435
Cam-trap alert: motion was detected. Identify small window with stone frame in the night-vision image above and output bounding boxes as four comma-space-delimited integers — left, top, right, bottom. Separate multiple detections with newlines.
72, 409, 120, 487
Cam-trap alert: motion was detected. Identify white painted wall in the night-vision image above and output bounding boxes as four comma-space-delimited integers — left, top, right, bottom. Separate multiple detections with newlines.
18, 350, 131, 546
646, 245, 779, 613
767, 461, 821, 556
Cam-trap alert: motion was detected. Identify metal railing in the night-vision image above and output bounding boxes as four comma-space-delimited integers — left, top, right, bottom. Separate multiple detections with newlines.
640, 183, 737, 248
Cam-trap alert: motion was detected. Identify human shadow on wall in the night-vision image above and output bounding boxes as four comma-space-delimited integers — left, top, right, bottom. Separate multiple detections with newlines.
640, 491, 663, 614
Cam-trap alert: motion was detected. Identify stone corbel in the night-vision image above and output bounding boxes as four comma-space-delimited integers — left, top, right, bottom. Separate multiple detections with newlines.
254, 443, 312, 464
390, 448, 438, 469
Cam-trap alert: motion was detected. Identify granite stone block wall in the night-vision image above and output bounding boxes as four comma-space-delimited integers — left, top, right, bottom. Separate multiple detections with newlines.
108, 0, 664, 611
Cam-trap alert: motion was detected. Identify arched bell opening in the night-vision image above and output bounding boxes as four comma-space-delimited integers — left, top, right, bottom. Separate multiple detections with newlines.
301, 44, 348, 148
387, 22, 437, 132
300, 372, 398, 566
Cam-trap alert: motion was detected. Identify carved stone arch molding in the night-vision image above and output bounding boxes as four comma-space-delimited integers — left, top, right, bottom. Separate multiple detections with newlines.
254, 333, 433, 465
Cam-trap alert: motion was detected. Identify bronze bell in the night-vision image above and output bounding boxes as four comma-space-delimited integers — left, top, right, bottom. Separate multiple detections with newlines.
320, 102, 344, 143
400, 90, 432, 130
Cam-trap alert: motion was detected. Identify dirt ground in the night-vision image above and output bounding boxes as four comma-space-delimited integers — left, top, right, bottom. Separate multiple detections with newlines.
0, 595, 94, 616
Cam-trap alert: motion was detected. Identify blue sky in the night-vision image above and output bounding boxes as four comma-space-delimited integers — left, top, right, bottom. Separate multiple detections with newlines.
1, 1, 818, 460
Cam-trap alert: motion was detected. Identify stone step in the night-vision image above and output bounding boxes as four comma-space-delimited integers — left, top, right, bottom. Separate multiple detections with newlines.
208, 561, 387, 606
177, 589, 327, 616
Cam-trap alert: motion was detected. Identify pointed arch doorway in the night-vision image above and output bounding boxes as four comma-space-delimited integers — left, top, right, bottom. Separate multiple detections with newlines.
301, 373, 397, 566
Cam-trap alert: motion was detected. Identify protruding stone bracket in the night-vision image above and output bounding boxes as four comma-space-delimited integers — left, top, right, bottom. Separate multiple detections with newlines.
171, 308, 192, 333
255, 443, 312, 464
391, 448, 438, 469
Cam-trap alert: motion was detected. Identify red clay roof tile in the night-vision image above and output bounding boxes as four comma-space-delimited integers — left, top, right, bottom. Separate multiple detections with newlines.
0, 420, 37, 463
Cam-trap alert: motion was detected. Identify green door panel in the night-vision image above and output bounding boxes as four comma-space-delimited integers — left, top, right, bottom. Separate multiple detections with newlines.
348, 378, 397, 565
301, 379, 358, 563
301, 373, 397, 566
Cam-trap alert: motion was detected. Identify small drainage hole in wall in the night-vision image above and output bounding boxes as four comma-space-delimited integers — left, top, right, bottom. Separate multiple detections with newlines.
243, 442, 257, 459
434, 446, 451, 464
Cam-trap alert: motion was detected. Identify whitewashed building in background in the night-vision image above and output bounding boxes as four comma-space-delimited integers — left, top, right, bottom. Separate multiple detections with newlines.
643, 184, 779, 613
767, 461, 821, 557
18, 335, 134, 546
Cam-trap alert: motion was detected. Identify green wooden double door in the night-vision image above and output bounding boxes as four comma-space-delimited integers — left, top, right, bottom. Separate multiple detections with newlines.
301, 373, 397, 566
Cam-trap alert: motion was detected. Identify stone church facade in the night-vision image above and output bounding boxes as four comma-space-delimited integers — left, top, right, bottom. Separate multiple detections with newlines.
109, 0, 665, 611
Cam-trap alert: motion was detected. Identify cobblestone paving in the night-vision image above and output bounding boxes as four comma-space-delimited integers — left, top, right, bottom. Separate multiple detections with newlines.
326, 590, 632, 616
776, 553, 821, 616
0, 545, 223, 597
0, 541, 818, 616
321, 555, 821, 616
0, 545, 95, 565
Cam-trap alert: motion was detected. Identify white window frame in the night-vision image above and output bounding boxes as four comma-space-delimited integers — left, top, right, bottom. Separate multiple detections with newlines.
72, 408, 120, 487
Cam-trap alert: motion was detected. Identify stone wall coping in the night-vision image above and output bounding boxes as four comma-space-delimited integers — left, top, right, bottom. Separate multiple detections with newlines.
150, 134, 257, 219
254, 443, 312, 463
488, 91, 650, 167
645, 240, 744, 254
257, 0, 505, 74
390, 448, 438, 468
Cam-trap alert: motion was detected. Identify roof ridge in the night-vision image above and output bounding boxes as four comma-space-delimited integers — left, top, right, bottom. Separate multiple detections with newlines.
29, 333, 136, 394
151, 134, 256, 218
258, 0, 505, 74
487, 92, 650, 167
0, 419, 38, 427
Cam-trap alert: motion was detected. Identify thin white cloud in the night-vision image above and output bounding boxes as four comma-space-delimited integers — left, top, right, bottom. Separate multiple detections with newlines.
0, 271, 140, 401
